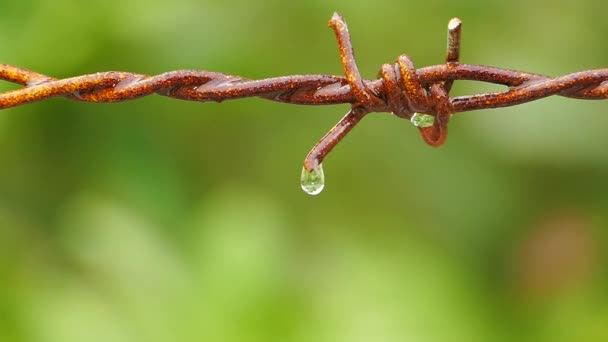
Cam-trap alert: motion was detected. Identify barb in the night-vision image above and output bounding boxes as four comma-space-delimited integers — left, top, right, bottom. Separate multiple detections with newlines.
2, 13, 608, 179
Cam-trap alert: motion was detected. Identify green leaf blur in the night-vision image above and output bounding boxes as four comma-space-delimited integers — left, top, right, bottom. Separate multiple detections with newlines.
1, 1, 608, 341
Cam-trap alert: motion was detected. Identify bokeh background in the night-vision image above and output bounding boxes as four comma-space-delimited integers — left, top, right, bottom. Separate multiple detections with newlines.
1, 0, 608, 341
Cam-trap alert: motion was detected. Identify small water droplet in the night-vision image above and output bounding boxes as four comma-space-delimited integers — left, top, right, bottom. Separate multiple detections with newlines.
300, 164, 325, 195
115, 75, 145, 91
26, 77, 52, 87
410, 113, 435, 127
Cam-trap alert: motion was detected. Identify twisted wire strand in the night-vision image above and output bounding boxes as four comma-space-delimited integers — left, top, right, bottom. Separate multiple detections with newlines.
2, 64, 607, 111
1, 13, 608, 174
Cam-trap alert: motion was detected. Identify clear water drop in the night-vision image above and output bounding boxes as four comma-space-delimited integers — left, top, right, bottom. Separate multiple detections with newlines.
300, 164, 325, 195
410, 113, 435, 127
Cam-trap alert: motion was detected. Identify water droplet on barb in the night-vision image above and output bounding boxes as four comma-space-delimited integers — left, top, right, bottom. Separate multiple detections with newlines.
410, 113, 435, 127
300, 164, 325, 195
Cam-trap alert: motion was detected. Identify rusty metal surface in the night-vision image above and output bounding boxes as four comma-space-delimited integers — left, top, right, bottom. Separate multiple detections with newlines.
1, 13, 607, 172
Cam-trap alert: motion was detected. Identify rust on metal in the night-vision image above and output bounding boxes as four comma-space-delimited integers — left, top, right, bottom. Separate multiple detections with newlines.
1, 13, 607, 172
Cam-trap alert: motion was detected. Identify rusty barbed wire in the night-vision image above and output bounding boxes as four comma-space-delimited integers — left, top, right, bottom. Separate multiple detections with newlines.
1, 13, 608, 187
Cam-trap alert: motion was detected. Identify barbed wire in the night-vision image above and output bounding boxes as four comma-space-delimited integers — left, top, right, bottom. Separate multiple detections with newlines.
1, 13, 607, 177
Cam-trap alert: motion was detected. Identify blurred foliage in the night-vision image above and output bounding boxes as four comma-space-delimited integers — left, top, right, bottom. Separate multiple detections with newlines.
1, 0, 608, 341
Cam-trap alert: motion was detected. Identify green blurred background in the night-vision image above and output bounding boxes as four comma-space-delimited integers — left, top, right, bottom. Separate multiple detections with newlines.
1, 0, 608, 341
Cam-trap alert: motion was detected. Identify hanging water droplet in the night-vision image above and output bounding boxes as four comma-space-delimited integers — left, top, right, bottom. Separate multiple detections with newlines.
410, 113, 435, 127
300, 164, 325, 195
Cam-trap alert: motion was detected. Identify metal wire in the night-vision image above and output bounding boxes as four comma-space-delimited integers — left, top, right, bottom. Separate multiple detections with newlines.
1, 13, 607, 172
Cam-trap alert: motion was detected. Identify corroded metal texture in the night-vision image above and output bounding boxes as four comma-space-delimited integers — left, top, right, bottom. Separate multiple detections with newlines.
1, 13, 607, 172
